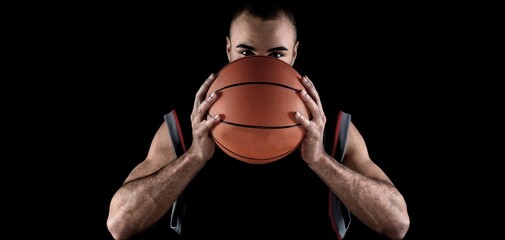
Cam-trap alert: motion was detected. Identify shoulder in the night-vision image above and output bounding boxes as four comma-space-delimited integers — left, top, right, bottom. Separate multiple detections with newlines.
342, 117, 394, 183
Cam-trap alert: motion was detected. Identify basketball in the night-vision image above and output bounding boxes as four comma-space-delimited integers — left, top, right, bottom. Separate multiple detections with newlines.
206, 55, 311, 164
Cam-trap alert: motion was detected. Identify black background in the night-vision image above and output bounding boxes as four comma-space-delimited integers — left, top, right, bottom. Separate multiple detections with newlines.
21, 1, 488, 239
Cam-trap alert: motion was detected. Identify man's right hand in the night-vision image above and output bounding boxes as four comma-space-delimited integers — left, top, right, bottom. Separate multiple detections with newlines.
188, 73, 221, 162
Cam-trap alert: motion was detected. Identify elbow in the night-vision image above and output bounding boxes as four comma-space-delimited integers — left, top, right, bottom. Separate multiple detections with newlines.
107, 215, 134, 240
382, 215, 410, 240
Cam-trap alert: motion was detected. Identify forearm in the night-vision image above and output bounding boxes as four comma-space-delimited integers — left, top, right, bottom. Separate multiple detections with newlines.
307, 153, 409, 239
107, 151, 206, 239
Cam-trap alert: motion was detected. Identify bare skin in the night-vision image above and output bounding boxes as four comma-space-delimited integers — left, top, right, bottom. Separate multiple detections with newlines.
107, 12, 409, 240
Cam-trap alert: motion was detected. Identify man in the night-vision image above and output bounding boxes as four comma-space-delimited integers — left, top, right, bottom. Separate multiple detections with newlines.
107, 2, 410, 239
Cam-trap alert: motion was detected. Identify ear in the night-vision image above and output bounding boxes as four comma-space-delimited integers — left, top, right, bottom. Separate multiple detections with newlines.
291, 41, 299, 66
226, 36, 232, 62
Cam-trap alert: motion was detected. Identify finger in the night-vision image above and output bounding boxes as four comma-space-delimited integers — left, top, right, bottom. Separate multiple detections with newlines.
199, 91, 220, 118
301, 76, 322, 107
195, 114, 221, 137
298, 88, 320, 120
295, 111, 310, 128
206, 114, 221, 129
194, 73, 216, 109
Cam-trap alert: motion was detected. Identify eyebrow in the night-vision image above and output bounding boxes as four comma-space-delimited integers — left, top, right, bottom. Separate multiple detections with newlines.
236, 44, 289, 52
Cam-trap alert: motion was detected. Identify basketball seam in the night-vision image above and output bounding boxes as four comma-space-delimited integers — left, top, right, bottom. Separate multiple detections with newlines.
211, 134, 298, 161
214, 81, 302, 93
207, 113, 301, 129
208, 82, 304, 128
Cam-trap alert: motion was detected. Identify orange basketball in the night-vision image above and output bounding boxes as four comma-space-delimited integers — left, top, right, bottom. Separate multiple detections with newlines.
206, 55, 311, 164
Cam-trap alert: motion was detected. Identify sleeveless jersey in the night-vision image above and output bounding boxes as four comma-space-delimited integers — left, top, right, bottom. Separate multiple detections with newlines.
164, 110, 351, 239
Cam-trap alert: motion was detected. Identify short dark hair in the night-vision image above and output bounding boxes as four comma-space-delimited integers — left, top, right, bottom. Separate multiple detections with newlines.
229, 1, 297, 38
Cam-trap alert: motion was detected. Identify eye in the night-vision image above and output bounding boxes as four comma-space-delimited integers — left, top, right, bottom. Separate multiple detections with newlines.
268, 52, 284, 58
240, 50, 255, 56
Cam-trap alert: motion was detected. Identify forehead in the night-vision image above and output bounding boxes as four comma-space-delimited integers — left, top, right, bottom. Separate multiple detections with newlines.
229, 13, 297, 48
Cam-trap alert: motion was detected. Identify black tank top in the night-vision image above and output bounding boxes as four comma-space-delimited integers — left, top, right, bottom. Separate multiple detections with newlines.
182, 148, 335, 239
164, 110, 350, 239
